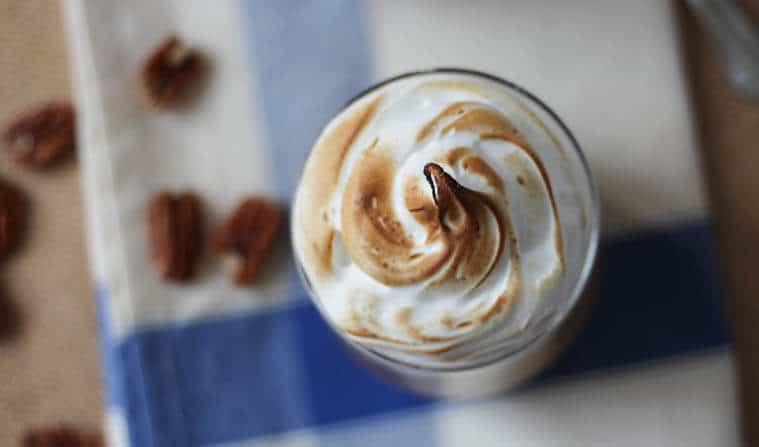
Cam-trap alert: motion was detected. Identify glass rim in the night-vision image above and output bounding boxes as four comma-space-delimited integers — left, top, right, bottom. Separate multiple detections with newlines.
294, 68, 601, 373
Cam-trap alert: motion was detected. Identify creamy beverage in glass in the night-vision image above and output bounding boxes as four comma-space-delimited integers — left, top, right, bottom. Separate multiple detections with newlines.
292, 69, 599, 397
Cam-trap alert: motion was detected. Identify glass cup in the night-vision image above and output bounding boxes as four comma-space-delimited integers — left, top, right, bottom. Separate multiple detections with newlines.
292, 69, 600, 398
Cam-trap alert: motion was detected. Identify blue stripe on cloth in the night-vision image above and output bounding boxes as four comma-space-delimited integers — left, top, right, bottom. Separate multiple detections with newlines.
540, 221, 730, 380
95, 284, 125, 408
292, 305, 433, 427
105, 310, 312, 446
96, 284, 163, 446
241, 0, 372, 200
97, 221, 728, 446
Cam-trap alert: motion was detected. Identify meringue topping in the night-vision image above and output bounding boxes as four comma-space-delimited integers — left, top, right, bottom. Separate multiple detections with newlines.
293, 72, 588, 367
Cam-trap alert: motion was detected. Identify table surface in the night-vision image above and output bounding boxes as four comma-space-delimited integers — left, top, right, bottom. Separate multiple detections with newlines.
0, 2, 102, 445
0, 0, 757, 445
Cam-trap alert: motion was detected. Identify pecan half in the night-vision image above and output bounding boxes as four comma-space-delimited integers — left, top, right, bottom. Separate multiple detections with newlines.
3, 102, 76, 169
0, 284, 21, 341
215, 197, 281, 285
148, 191, 203, 282
142, 36, 206, 108
0, 177, 27, 260
23, 425, 103, 447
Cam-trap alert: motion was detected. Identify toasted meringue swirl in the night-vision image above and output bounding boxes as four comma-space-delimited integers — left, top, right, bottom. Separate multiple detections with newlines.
293, 73, 582, 367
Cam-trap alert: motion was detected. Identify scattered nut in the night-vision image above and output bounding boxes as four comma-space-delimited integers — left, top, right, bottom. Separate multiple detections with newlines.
148, 191, 203, 282
0, 177, 28, 260
142, 36, 206, 108
22, 425, 103, 447
0, 285, 21, 341
215, 197, 281, 285
3, 102, 76, 169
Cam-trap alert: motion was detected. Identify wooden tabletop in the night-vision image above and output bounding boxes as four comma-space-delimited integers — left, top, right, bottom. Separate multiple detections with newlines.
678, 1, 759, 444
0, 0, 757, 445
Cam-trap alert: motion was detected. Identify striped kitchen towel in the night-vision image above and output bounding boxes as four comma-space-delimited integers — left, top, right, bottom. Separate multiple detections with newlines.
63, 0, 734, 446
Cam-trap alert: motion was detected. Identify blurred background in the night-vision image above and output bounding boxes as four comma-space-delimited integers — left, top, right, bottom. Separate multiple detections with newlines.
1, 1, 758, 446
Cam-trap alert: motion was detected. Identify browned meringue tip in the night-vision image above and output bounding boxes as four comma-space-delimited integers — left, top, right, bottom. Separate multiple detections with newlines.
423, 162, 463, 215
422, 162, 445, 204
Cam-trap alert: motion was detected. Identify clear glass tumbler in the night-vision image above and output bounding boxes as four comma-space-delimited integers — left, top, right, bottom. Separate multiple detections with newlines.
292, 69, 600, 398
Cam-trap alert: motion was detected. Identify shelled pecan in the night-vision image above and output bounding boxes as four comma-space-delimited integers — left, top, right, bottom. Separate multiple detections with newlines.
215, 197, 281, 285
22, 425, 103, 447
3, 102, 76, 169
148, 191, 203, 282
0, 177, 27, 260
142, 36, 206, 108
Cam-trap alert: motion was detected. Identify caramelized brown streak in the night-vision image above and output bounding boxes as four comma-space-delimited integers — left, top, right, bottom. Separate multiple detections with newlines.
403, 177, 437, 227
422, 164, 503, 290
416, 102, 471, 142
442, 107, 528, 147
395, 307, 412, 327
492, 137, 564, 273
439, 104, 563, 274
341, 145, 451, 285
344, 296, 418, 345
436, 147, 504, 194
297, 94, 383, 279
436, 146, 472, 165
